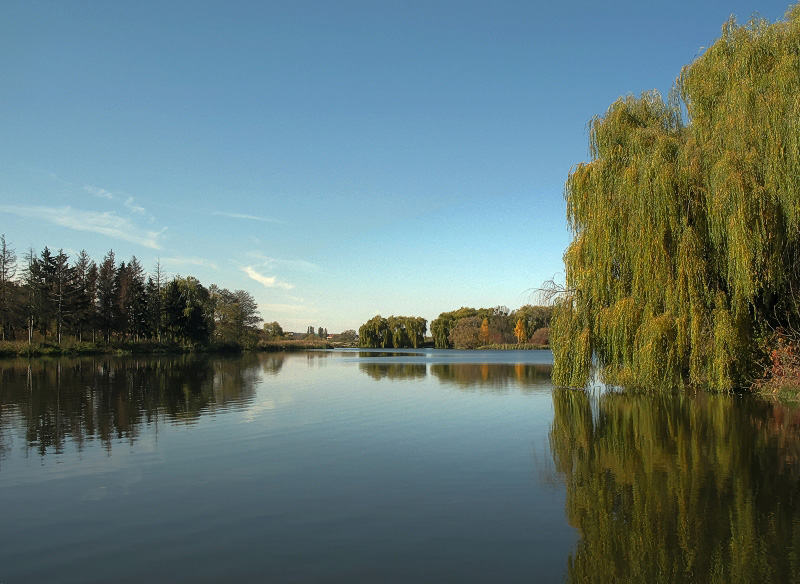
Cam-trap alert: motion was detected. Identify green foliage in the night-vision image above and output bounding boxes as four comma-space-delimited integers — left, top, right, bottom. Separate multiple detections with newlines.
262, 321, 284, 339
211, 286, 261, 347
337, 329, 358, 343
163, 276, 214, 347
448, 316, 482, 349
554, 8, 800, 390
550, 387, 800, 582
358, 315, 427, 348
431, 305, 553, 349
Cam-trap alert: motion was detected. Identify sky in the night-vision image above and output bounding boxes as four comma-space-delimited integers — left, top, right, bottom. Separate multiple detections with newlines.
0, 0, 793, 333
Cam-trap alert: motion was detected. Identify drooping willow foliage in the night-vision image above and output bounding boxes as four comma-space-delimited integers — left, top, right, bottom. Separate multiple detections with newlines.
550, 388, 800, 582
553, 6, 800, 390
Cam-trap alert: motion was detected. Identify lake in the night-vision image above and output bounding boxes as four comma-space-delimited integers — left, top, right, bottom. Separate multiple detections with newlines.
1, 349, 799, 583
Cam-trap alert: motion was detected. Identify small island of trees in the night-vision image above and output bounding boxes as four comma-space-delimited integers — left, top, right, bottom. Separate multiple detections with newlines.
357, 305, 552, 349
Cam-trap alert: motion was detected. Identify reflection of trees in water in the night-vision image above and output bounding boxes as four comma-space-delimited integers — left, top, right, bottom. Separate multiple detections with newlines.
430, 363, 552, 392
550, 388, 800, 583
260, 352, 285, 375
358, 362, 427, 381
0, 353, 270, 458
355, 361, 552, 389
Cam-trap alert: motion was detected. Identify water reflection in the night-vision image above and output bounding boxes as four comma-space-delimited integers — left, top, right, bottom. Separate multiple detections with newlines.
356, 359, 553, 390
0, 353, 277, 459
550, 388, 800, 583
359, 362, 427, 381
431, 363, 552, 391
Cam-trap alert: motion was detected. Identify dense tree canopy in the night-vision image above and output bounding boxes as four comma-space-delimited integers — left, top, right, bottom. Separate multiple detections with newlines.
358, 315, 427, 348
0, 240, 264, 349
553, 7, 800, 390
431, 305, 553, 348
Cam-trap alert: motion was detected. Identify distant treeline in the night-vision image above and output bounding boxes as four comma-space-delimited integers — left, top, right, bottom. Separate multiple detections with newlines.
359, 315, 428, 348
356, 305, 553, 350
431, 305, 552, 349
0, 238, 261, 349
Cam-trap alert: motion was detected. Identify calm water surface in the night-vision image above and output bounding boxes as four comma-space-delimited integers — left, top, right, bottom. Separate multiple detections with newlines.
1, 349, 800, 583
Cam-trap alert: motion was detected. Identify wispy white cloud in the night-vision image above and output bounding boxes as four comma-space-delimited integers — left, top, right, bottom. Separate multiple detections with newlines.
0, 205, 165, 249
84, 185, 114, 200
125, 197, 146, 214
213, 211, 283, 223
243, 266, 293, 290
246, 251, 320, 272
163, 256, 218, 270
260, 303, 318, 314
84, 185, 146, 215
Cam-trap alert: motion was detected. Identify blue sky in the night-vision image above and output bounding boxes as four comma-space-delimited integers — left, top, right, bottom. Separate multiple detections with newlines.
0, 0, 792, 332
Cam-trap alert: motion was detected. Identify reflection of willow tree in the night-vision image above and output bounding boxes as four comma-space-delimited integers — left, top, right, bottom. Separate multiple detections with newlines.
0, 354, 268, 458
430, 363, 552, 391
550, 388, 800, 583
358, 362, 427, 381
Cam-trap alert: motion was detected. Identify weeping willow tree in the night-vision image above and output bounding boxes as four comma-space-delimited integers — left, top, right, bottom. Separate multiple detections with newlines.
553, 6, 800, 390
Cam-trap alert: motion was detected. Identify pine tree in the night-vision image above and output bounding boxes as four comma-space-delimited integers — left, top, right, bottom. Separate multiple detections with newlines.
97, 250, 118, 342
0, 235, 17, 341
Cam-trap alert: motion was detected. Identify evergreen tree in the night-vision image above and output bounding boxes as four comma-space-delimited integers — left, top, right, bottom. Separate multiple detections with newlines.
49, 249, 75, 343
71, 250, 96, 342
97, 250, 118, 342
0, 235, 17, 340
22, 248, 43, 344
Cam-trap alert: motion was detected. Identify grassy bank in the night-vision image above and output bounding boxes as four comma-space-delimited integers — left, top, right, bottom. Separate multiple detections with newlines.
477, 343, 549, 350
0, 338, 345, 358
0, 340, 193, 358
256, 339, 336, 351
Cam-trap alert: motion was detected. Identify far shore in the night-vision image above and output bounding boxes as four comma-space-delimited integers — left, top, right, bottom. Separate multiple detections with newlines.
0, 339, 550, 359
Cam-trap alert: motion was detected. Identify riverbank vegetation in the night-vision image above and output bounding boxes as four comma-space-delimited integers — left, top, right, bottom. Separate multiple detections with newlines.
0, 241, 346, 356
0, 242, 265, 349
552, 6, 800, 392
356, 305, 553, 350
430, 305, 552, 349
358, 315, 428, 348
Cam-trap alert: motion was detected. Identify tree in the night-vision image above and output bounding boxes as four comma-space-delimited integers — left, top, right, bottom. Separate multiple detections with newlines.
120, 256, 147, 341
338, 329, 357, 343
359, 315, 390, 348
96, 250, 118, 342
163, 276, 213, 346
552, 10, 800, 390
479, 317, 490, 346
263, 321, 284, 339
448, 316, 482, 349
211, 286, 261, 345
358, 315, 426, 348
0, 235, 17, 340
72, 250, 96, 342
149, 258, 165, 342
22, 247, 43, 343
406, 317, 427, 348
514, 319, 527, 344
48, 249, 75, 343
